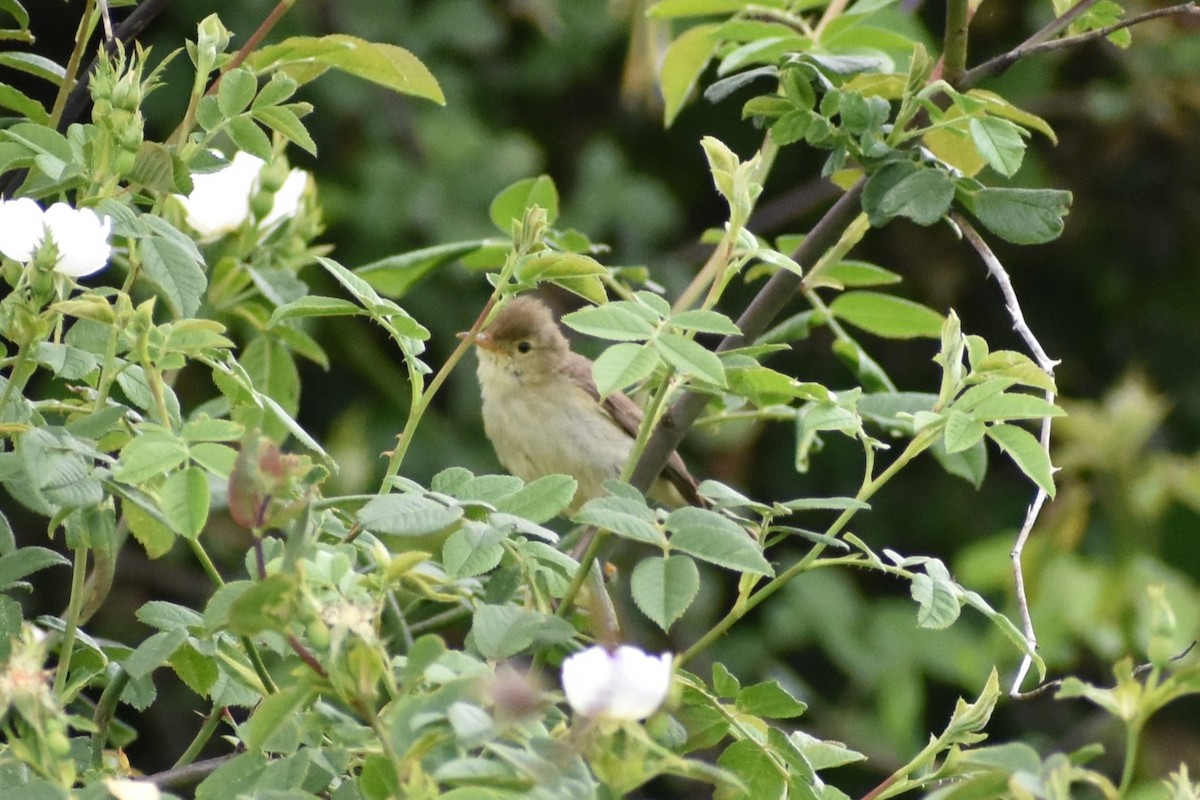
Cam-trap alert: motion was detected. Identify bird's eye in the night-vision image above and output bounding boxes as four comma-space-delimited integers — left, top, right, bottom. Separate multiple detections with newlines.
516, 341, 532, 354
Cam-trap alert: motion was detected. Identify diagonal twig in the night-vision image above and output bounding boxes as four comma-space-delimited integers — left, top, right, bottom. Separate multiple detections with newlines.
952, 210, 1059, 696
961, 1, 1200, 87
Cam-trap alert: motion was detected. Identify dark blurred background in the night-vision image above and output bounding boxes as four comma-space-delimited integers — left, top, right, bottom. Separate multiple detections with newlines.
12, 0, 1200, 791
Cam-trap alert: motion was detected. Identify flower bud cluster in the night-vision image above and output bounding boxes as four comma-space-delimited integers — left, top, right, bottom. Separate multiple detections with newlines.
90, 47, 147, 178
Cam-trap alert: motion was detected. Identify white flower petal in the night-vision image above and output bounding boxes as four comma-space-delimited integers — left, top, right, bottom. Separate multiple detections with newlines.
261, 168, 309, 228
177, 151, 264, 239
103, 777, 161, 800
561, 644, 672, 721
43, 203, 112, 278
0, 197, 45, 262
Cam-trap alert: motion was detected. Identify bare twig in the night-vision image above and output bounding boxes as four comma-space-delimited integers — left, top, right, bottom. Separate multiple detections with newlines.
145, 754, 236, 789
952, 211, 1059, 696
1014, 641, 1198, 700
961, 1, 1200, 87
98, 0, 114, 42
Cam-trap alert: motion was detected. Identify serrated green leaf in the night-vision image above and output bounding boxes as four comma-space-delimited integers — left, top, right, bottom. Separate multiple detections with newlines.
670, 309, 741, 335
217, 67, 257, 117
572, 495, 664, 545
943, 409, 986, 453
250, 103, 317, 155
470, 605, 573, 660
161, 467, 210, 539
268, 296, 363, 327
442, 525, 505, 578
661, 24, 720, 127
115, 431, 190, 484
592, 342, 659, 397
737, 680, 808, 718
862, 161, 955, 227
0, 547, 69, 590
910, 559, 962, 629
667, 507, 771, 575
226, 114, 272, 159
562, 304, 656, 341
656, 332, 726, 385
250, 34, 444, 104
514, 251, 606, 283
356, 240, 488, 299
960, 187, 1072, 245
493, 474, 577, 523
357, 494, 464, 537
124, 627, 188, 679
243, 683, 313, 752
969, 116, 1026, 177
139, 235, 208, 318
631, 555, 700, 630
830, 291, 944, 339
987, 423, 1055, 496
971, 392, 1064, 422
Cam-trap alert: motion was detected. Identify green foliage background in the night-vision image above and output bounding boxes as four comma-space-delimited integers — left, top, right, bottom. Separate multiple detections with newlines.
9, 0, 1200, 793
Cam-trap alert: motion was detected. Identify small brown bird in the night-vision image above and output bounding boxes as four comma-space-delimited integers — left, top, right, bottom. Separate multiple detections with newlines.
466, 295, 703, 513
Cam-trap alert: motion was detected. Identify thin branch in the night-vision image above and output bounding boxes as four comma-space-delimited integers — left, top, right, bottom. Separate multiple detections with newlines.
952, 211, 1058, 696
145, 754, 236, 789
942, 0, 971, 86
1026, 0, 1101, 47
961, 1, 1200, 87
628, 179, 867, 495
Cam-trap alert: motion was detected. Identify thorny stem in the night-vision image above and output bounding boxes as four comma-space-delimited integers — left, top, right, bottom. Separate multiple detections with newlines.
54, 547, 90, 696
953, 211, 1058, 695
171, 705, 226, 770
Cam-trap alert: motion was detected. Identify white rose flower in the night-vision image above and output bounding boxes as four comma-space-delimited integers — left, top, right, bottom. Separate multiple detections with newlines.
0, 199, 112, 277
561, 644, 672, 721
0, 197, 46, 262
43, 203, 113, 277
177, 151, 264, 239
103, 777, 161, 800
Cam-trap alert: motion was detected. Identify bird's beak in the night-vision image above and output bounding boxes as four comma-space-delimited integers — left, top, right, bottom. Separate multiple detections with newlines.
458, 329, 503, 353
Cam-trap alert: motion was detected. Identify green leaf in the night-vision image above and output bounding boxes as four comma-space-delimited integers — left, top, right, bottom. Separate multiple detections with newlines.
737, 680, 808, 718
943, 410, 986, 453
226, 574, 296, 636
442, 525, 505, 578
670, 309, 741, 335
971, 392, 1064, 422
357, 240, 489, 299
0, 83, 49, 126
967, 89, 1057, 143
667, 507, 772, 576
821, 259, 901, 287
631, 555, 700, 630
124, 627, 188, 679
240, 336, 300, 417
489, 175, 558, 233
960, 187, 1072, 244
650, 0, 776, 17
932, 436, 988, 488
139, 235, 208, 318
718, 740, 785, 800
470, 605, 574, 660
171, 641, 219, 697
830, 291, 944, 339
969, 116, 1026, 177
987, 423, 1055, 496
243, 683, 313, 753
250, 34, 444, 104
656, 332, 726, 385
862, 161, 955, 227
0, 546, 69, 590
494, 474, 577, 523
250, 104, 318, 155
217, 67, 258, 117
514, 251, 606, 283
161, 467, 210, 539
562, 303, 656, 341
115, 431, 190, 484
592, 343, 659, 398
268, 296, 363, 327
573, 494, 664, 545
137, 600, 203, 630
357, 494, 464, 537
226, 114, 272, 160
910, 559, 962, 629
181, 418, 243, 443
661, 24, 720, 127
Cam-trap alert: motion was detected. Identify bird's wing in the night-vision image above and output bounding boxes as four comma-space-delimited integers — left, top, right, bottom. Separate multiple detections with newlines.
560, 352, 705, 507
